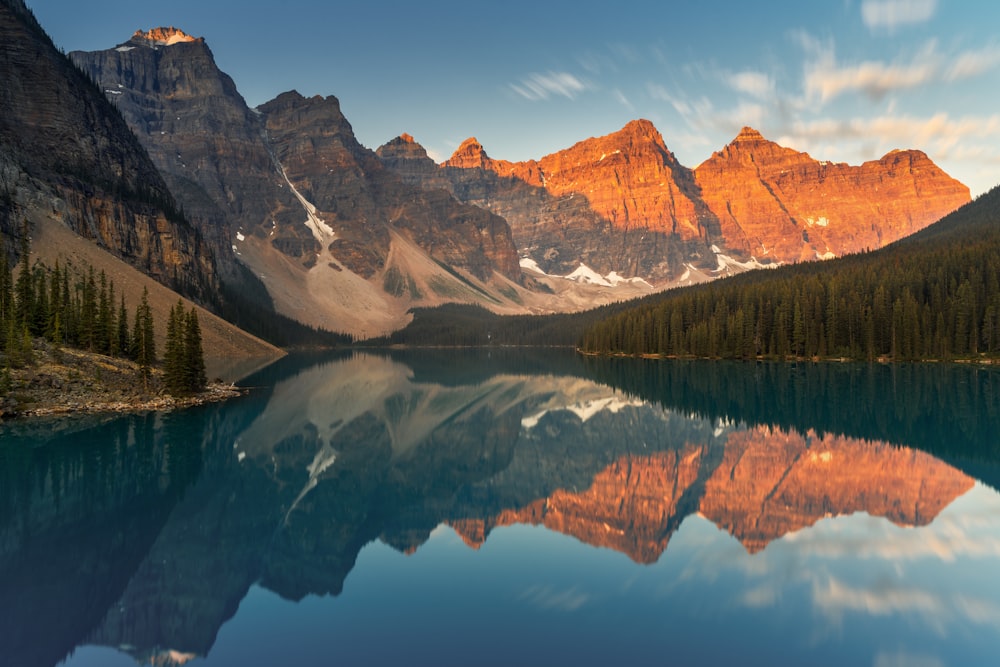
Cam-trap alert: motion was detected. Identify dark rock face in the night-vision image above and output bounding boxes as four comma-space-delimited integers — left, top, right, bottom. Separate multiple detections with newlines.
380, 121, 970, 282
70, 28, 309, 282
0, 1, 216, 298
72, 38, 521, 296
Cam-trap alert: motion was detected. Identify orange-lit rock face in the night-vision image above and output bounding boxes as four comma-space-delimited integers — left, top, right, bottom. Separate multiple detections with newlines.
452, 427, 974, 563
444, 121, 707, 239
131, 27, 199, 45
454, 446, 707, 563
693, 127, 971, 262
418, 122, 971, 280
699, 427, 975, 553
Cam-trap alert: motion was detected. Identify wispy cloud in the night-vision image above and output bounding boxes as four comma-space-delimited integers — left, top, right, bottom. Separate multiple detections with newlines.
779, 112, 1000, 159
861, 0, 937, 32
944, 44, 1000, 81
802, 40, 936, 103
726, 71, 776, 99
613, 88, 635, 111
800, 38, 1000, 104
806, 57, 935, 102
510, 71, 592, 101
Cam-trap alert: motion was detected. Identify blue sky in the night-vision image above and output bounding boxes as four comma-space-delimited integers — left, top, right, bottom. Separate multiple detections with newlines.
29, 0, 1000, 195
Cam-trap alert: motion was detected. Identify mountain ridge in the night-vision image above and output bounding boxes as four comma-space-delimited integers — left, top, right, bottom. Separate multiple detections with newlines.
383, 122, 969, 283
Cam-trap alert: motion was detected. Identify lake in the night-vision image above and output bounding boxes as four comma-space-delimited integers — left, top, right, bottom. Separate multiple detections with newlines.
3, 350, 1000, 667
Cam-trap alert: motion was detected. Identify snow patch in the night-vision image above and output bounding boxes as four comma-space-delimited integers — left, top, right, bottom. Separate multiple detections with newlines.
714, 252, 777, 274
520, 257, 545, 274
710, 244, 722, 254
816, 250, 837, 260
105, 89, 123, 95
807, 216, 830, 227
565, 264, 613, 287
279, 167, 336, 242
115, 46, 135, 52
606, 271, 653, 288
236, 231, 245, 242
521, 258, 653, 290
522, 397, 644, 430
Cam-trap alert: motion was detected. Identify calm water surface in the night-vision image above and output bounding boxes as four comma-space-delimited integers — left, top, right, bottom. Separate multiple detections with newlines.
2, 350, 1000, 666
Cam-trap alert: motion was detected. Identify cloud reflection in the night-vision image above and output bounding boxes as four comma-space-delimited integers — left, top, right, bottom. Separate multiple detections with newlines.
517, 584, 590, 612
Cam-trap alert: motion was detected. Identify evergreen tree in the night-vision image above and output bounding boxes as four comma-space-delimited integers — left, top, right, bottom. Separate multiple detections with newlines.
163, 300, 186, 395
131, 287, 155, 382
116, 294, 130, 358
14, 229, 33, 329
184, 307, 207, 393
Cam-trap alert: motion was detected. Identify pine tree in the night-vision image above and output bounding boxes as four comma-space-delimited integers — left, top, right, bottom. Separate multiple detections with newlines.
116, 295, 130, 358
163, 300, 185, 395
14, 229, 33, 329
131, 287, 155, 383
184, 307, 207, 393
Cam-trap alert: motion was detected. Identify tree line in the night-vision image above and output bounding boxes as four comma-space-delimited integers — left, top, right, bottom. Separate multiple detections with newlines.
579, 185, 1000, 362
1, 229, 206, 395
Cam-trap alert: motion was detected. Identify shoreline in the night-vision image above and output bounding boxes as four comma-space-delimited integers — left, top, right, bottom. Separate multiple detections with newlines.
6, 381, 248, 420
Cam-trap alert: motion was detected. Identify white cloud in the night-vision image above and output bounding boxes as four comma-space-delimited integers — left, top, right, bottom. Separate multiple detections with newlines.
861, 0, 937, 32
780, 112, 1000, 155
945, 44, 1000, 81
510, 71, 592, 101
799, 38, 1000, 104
807, 57, 935, 102
726, 71, 776, 99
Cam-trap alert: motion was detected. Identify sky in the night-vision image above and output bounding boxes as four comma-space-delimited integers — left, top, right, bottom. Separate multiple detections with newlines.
27, 0, 1000, 196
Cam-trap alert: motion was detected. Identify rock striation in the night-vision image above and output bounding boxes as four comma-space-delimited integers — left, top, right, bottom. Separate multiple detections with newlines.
72, 34, 522, 335
0, 0, 217, 299
380, 122, 970, 282
693, 127, 971, 261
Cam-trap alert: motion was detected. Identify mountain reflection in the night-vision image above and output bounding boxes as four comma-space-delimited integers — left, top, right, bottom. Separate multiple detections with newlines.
0, 351, 995, 666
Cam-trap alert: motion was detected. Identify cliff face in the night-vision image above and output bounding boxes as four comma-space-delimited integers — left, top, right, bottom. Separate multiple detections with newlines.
693, 127, 972, 261
72, 35, 521, 334
0, 1, 216, 298
257, 91, 519, 281
381, 122, 970, 282
386, 122, 716, 281
69, 28, 310, 283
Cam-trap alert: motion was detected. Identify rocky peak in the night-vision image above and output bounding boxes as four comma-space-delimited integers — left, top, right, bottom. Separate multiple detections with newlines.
446, 137, 491, 169
376, 133, 431, 162
130, 27, 199, 46
734, 126, 766, 143
615, 118, 669, 151
694, 128, 970, 262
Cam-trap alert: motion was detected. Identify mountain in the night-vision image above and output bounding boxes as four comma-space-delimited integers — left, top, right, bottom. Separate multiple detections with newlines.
67, 24, 969, 337
579, 184, 1000, 360
72, 31, 526, 337
0, 2, 217, 300
694, 127, 971, 262
379, 122, 969, 284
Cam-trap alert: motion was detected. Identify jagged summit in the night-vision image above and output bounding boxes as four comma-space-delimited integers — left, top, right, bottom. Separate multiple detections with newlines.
446, 137, 491, 169
734, 126, 766, 142
131, 27, 200, 46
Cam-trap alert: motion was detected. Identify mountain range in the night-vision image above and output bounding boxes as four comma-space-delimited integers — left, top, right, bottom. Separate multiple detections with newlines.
0, 1, 973, 340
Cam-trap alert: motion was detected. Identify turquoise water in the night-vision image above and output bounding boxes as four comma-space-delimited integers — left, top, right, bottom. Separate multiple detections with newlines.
3, 350, 1000, 666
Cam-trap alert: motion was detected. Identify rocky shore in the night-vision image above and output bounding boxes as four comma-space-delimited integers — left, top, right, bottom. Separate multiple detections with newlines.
1, 340, 246, 421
